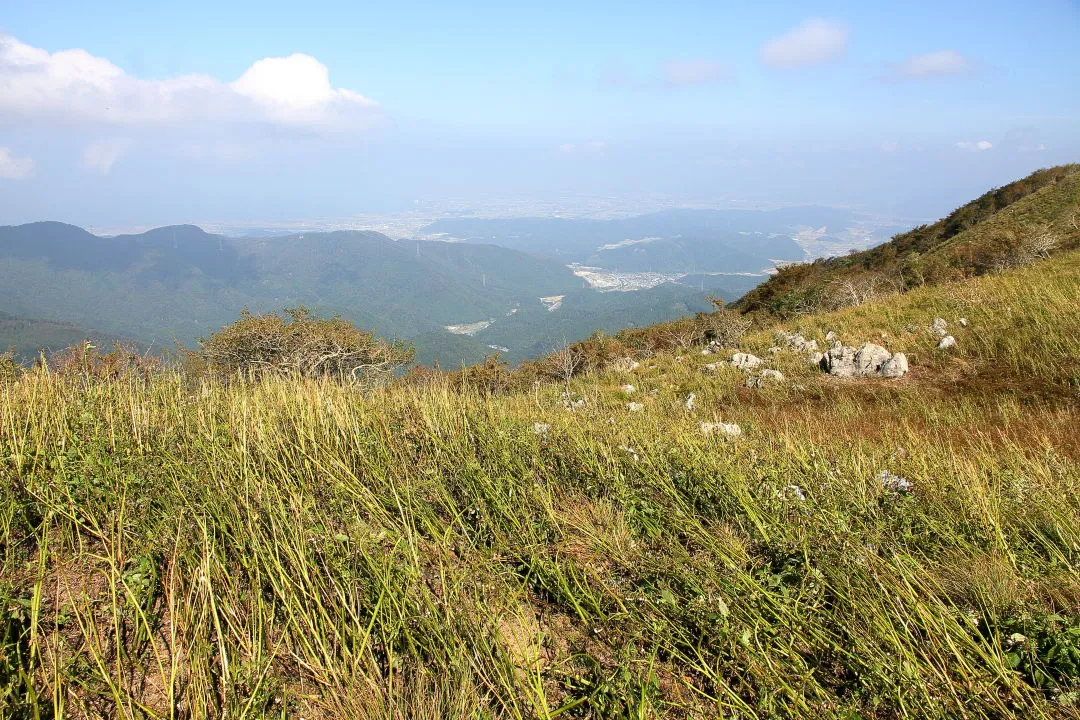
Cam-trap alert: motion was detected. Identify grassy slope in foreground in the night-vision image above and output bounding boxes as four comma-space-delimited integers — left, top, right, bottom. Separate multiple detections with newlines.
1, 252, 1079, 718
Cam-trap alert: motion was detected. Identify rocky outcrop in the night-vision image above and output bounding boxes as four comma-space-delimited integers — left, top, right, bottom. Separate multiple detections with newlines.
775, 331, 819, 354
729, 353, 763, 370
822, 342, 908, 379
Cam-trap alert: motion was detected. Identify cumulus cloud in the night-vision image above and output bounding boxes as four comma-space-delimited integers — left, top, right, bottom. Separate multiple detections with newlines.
890, 50, 974, 80
0, 147, 34, 179
83, 138, 132, 174
662, 59, 733, 88
955, 140, 993, 152
760, 19, 848, 69
0, 34, 379, 130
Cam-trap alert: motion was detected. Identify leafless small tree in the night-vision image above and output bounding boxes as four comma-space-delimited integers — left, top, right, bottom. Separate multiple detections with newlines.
827, 272, 901, 309
661, 322, 704, 351
546, 339, 587, 392
1024, 224, 1059, 260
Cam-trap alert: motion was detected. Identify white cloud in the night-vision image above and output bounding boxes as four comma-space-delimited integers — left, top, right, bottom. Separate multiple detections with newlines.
662, 59, 733, 88
892, 50, 974, 79
955, 140, 993, 152
0, 147, 34, 179
760, 19, 848, 69
83, 138, 131, 174
0, 34, 379, 130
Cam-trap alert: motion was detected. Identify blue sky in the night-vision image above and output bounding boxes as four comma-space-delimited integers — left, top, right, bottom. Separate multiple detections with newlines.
1, 0, 1078, 226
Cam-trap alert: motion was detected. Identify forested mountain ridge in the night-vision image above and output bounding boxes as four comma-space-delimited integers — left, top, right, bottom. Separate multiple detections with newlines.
0, 222, 723, 364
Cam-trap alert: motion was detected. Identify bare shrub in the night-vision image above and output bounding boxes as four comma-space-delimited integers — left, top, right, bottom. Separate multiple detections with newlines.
825, 272, 901, 310
543, 340, 588, 391
196, 307, 413, 382
699, 301, 752, 348
660, 319, 705, 351
1024, 225, 1059, 259
47, 341, 163, 382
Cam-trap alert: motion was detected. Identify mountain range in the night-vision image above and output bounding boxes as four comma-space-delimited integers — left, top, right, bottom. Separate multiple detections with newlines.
0, 205, 881, 365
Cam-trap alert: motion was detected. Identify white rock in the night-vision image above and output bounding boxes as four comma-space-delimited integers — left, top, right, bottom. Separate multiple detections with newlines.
824, 344, 859, 378
700, 421, 742, 437
879, 470, 913, 494
701, 348, 712, 355
784, 485, 807, 501
931, 318, 949, 337
703, 362, 722, 372
855, 343, 893, 376
685, 393, 697, 411
879, 352, 909, 378
958, 318, 969, 327
620, 384, 636, 394
627, 402, 644, 412
760, 369, 785, 382
533, 423, 551, 435
729, 353, 763, 370
937, 335, 957, 350
825, 331, 838, 342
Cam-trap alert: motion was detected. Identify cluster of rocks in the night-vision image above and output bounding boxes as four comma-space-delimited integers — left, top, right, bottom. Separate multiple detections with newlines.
704, 351, 787, 387
931, 317, 960, 350
817, 342, 909, 379
559, 391, 586, 411
774, 331, 819, 355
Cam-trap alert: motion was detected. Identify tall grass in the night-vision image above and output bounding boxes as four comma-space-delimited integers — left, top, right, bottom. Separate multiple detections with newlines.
2, 254, 1079, 719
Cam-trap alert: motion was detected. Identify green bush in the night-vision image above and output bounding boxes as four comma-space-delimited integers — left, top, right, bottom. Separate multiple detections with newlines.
195, 306, 414, 382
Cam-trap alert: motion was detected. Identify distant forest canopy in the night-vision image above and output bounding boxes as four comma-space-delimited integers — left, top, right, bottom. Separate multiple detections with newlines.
0, 206, 845, 366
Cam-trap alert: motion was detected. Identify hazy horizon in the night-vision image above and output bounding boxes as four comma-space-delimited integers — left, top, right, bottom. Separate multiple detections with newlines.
2, 1, 1079, 228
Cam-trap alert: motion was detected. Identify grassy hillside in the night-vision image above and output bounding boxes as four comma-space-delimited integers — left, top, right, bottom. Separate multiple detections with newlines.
736, 164, 1080, 318
2, 248, 1078, 718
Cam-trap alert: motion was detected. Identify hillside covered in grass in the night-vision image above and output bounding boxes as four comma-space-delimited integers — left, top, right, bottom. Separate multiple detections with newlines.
736, 164, 1080, 318
2, 233, 1079, 717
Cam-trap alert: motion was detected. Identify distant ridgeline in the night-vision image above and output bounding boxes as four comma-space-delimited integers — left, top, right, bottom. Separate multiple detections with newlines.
735, 165, 1080, 319
0, 205, 852, 365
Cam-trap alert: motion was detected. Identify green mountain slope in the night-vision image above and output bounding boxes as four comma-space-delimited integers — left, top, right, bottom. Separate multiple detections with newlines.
0, 222, 736, 364
0, 310, 130, 361
735, 164, 1080, 317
